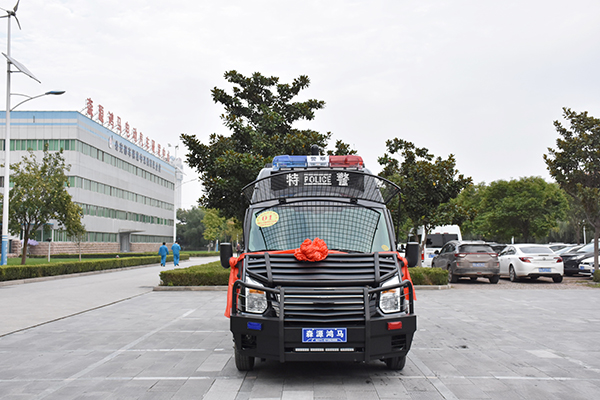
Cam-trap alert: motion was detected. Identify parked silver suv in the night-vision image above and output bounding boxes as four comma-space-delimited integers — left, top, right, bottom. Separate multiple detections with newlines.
432, 240, 500, 284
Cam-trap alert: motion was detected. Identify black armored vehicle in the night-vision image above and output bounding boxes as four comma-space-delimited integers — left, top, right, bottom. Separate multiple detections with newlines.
220, 152, 417, 371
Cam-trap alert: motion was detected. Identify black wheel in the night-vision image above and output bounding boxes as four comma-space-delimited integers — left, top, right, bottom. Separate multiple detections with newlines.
489, 275, 500, 284
385, 355, 406, 370
530, 276, 539, 281
509, 266, 519, 282
470, 277, 478, 281
234, 347, 255, 371
448, 267, 458, 283
552, 275, 563, 283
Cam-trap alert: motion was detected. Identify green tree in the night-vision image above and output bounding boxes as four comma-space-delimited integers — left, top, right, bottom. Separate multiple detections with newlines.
182, 70, 354, 221
378, 138, 472, 264
202, 208, 242, 245
544, 107, 600, 270
1, 148, 84, 264
467, 178, 567, 243
176, 206, 209, 250
453, 183, 486, 239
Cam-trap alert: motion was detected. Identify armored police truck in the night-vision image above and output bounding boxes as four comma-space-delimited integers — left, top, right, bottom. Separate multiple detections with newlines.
220, 152, 417, 371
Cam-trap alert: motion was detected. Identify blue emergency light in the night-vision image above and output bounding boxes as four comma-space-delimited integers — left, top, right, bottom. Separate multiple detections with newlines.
272, 155, 308, 169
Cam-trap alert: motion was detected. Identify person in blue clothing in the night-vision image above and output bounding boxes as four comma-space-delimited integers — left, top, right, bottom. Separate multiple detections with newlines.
171, 240, 181, 266
158, 242, 169, 266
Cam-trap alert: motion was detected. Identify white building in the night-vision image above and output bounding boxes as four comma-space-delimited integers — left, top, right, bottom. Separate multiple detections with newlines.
0, 109, 180, 255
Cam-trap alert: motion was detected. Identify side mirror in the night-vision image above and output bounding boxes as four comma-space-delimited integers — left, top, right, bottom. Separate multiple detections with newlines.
405, 242, 419, 268
220, 242, 233, 269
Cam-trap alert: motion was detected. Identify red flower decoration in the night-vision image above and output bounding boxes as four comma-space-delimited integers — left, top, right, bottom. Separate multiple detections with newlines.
294, 238, 328, 262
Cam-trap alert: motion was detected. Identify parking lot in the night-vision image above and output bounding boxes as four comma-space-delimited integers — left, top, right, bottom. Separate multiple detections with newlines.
1, 268, 599, 400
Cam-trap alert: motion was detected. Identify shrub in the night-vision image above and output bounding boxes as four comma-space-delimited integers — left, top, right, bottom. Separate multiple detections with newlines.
160, 261, 229, 286
159, 263, 449, 287
0, 254, 190, 282
594, 269, 600, 283
408, 267, 448, 285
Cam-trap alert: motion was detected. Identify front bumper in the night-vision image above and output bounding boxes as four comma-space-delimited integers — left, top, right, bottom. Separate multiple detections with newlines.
230, 280, 417, 363
231, 313, 417, 363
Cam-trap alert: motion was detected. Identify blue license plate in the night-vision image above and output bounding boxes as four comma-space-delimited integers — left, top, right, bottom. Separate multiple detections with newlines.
302, 328, 347, 343
472, 263, 485, 267
539, 268, 551, 273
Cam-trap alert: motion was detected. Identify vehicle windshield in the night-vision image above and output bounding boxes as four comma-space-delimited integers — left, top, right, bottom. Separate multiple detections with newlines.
577, 242, 595, 253
519, 246, 553, 254
459, 244, 494, 253
247, 201, 392, 253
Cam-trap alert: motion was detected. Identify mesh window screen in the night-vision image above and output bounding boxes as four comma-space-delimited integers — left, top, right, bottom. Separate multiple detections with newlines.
252, 202, 381, 253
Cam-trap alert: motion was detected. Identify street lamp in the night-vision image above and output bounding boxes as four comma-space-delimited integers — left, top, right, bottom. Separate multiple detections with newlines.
1, 4, 65, 265
1, 90, 65, 265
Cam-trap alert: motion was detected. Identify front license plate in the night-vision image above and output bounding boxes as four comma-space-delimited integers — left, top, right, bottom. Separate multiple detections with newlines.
302, 328, 347, 343
539, 268, 551, 273
580, 265, 586, 270
472, 263, 485, 267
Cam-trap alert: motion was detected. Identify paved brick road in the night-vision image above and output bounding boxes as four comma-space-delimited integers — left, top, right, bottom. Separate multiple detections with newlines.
1, 267, 599, 399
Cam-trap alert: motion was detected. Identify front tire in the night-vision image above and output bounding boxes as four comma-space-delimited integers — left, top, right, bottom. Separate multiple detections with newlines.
235, 347, 255, 371
385, 355, 406, 370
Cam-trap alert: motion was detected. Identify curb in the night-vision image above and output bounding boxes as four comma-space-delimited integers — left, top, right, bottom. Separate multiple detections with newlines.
153, 285, 228, 291
414, 284, 451, 290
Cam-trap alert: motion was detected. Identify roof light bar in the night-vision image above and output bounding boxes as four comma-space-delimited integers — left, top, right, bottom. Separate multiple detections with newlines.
272, 155, 365, 170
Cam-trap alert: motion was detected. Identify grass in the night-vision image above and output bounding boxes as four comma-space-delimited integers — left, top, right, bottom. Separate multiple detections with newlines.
6, 257, 110, 265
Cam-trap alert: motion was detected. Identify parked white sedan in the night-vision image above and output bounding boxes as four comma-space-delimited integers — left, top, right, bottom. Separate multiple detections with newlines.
498, 244, 564, 283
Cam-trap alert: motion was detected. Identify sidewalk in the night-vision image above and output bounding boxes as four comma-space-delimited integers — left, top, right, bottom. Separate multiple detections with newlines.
0, 256, 219, 336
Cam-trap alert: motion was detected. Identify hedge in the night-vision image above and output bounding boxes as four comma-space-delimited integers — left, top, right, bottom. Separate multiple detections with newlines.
0, 254, 190, 282
160, 261, 228, 286
159, 262, 448, 287
408, 267, 449, 286
594, 269, 600, 283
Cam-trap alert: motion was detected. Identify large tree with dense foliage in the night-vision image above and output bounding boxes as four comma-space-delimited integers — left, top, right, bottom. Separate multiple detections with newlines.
176, 206, 209, 250
378, 138, 472, 264
458, 177, 567, 243
1, 148, 84, 264
544, 108, 600, 270
182, 70, 353, 221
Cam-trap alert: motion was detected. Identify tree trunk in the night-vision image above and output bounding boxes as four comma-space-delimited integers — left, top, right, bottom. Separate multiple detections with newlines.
21, 232, 29, 265
594, 228, 599, 274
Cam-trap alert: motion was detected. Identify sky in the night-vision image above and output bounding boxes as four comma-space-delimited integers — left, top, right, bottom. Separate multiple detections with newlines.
2, 0, 600, 210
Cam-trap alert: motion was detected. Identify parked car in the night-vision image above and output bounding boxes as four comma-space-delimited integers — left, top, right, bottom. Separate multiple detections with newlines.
574, 256, 596, 277
498, 244, 563, 282
420, 225, 462, 267
554, 244, 581, 255
549, 243, 573, 252
431, 240, 500, 284
560, 242, 595, 276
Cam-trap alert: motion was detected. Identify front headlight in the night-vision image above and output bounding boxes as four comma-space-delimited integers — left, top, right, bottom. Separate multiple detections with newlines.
379, 275, 402, 314
244, 277, 268, 314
